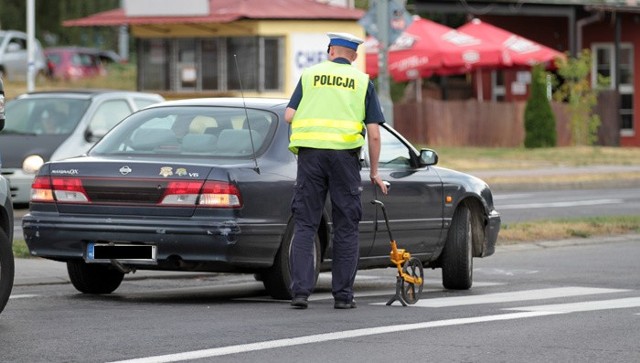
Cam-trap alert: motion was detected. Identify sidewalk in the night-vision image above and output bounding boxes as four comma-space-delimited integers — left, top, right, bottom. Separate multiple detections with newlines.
469, 164, 640, 191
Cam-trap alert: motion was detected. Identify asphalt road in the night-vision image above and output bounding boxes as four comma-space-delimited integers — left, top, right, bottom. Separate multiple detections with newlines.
2, 237, 639, 362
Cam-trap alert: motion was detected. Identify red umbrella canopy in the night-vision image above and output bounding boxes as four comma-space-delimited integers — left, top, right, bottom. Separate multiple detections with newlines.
386, 17, 507, 82
458, 19, 565, 68
364, 36, 380, 79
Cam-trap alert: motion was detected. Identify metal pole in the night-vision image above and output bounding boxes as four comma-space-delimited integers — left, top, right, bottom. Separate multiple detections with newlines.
119, 0, 129, 62
27, 0, 36, 92
376, 0, 394, 126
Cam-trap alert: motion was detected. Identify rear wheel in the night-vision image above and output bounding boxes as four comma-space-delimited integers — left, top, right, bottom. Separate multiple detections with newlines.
441, 205, 473, 290
262, 223, 320, 300
67, 260, 124, 294
0, 230, 15, 315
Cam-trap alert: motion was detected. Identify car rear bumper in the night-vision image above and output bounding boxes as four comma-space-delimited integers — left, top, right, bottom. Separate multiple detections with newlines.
22, 212, 286, 272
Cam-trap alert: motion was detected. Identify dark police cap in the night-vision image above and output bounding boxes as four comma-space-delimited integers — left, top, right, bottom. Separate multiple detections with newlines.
327, 32, 364, 51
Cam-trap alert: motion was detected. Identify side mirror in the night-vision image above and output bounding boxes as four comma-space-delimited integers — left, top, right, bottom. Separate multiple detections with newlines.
419, 148, 438, 166
85, 128, 107, 143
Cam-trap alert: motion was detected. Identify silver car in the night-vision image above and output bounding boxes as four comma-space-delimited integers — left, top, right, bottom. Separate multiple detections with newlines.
0, 30, 47, 81
0, 90, 164, 204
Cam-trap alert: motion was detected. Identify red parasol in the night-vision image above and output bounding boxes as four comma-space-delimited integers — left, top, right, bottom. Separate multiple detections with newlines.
383, 17, 507, 82
458, 19, 565, 68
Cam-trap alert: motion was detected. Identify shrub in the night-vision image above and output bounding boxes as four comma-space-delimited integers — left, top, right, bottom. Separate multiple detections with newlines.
553, 49, 601, 146
524, 64, 557, 148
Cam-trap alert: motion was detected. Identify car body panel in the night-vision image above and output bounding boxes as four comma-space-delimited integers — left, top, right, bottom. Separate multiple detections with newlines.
0, 90, 164, 203
23, 97, 500, 281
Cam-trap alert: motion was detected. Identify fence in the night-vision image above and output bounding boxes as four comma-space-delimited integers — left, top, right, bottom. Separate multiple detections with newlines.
393, 90, 619, 148
393, 98, 571, 147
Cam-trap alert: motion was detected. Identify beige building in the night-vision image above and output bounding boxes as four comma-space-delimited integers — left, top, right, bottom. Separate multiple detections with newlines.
64, 0, 365, 98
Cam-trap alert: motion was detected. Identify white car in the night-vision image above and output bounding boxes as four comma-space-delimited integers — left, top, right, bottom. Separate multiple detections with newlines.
0, 30, 47, 81
0, 89, 164, 204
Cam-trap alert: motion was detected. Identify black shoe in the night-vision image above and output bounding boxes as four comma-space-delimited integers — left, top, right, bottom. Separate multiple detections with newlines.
291, 296, 308, 309
334, 299, 357, 309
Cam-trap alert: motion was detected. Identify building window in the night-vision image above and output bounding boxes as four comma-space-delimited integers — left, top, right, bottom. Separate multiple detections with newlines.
139, 39, 170, 91
491, 70, 505, 102
592, 43, 634, 136
139, 36, 283, 94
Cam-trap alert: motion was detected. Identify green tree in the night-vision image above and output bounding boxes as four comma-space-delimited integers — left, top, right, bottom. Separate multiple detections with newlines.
553, 49, 601, 146
524, 64, 557, 148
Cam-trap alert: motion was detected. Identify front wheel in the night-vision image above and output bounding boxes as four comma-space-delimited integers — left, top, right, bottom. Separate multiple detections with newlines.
0, 230, 15, 315
262, 223, 321, 300
67, 260, 124, 294
441, 205, 473, 290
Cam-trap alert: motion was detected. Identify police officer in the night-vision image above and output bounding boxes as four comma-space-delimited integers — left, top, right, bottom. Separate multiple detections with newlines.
285, 32, 388, 309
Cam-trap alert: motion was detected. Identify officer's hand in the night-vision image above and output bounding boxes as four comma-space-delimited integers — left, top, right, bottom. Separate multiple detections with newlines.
370, 175, 388, 195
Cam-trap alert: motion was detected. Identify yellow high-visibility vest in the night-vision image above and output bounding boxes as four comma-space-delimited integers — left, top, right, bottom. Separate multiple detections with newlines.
289, 61, 368, 154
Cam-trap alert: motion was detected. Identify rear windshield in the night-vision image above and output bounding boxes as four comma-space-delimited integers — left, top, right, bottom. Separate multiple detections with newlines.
90, 106, 277, 158
1, 97, 90, 135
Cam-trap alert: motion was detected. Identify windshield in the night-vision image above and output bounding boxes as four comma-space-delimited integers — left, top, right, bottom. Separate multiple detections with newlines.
1, 97, 90, 135
91, 106, 276, 158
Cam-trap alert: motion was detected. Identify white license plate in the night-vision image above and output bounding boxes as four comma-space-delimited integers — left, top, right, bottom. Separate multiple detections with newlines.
86, 243, 157, 264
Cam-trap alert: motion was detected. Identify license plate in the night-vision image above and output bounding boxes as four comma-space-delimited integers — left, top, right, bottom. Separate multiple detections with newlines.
86, 243, 157, 264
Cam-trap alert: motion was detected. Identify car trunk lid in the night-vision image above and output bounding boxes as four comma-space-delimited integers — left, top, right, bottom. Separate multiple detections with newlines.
33, 159, 243, 217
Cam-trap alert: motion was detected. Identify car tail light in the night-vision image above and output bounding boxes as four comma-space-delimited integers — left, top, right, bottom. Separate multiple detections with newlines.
31, 176, 89, 203
198, 181, 242, 208
160, 180, 242, 208
160, 181, 203, 205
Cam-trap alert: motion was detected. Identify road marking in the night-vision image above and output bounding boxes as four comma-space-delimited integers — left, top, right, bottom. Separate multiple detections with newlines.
9, 294, 39, 299
392, 287, 627, 308
107, 311, 561, 363
108, 287, 640, 363
494, 193, 535, 200
475, 268, 539, 276
498, 199, 623, 210
507, 297, 640, 313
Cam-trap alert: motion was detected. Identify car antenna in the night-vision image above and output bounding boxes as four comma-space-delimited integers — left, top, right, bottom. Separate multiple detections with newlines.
233, 54, 260, 174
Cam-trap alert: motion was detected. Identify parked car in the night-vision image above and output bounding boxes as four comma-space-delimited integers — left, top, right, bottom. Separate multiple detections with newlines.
22, 97, 501, 299
0, 90, 165, 204
44, 47, 107, 81
0, 30, 47, 81
0, 78, 15, 315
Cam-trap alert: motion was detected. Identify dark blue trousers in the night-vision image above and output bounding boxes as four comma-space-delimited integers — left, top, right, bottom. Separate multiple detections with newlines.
290, 148, 363, 302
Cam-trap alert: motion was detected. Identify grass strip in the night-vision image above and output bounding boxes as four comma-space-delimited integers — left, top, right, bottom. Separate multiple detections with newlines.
499, 215, 640, 244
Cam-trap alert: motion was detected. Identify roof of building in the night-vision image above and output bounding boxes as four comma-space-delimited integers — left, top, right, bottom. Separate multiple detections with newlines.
63, 0, 365, 27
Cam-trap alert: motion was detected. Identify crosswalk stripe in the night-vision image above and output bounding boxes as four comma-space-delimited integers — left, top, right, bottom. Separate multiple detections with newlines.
395, 287, 628, 308
507, 297, 640, 313
9, 294, 39, 299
